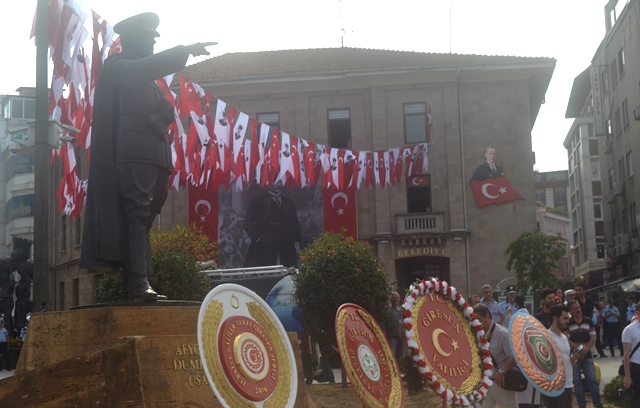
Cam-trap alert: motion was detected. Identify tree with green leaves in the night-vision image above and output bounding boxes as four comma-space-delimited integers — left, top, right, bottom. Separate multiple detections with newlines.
292, 231, 390, 348
505, 230, 567, 305
95, 224, 216, 303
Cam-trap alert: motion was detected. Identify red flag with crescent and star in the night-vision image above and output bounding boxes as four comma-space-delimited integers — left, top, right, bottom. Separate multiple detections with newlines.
188, 184, 219, 243
470, 177, 524, 208
323, 187, 358, 239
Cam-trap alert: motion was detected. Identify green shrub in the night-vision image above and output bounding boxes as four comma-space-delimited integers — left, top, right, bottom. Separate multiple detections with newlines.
94, 224, 216, 303
292, 231, 390, 347
602, 375, 632, 408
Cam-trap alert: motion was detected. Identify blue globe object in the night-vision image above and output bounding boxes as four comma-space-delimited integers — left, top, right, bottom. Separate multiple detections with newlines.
265, 275, 303, 337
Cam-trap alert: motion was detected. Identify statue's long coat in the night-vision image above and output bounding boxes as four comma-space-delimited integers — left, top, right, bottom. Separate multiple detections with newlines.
80, 46, 191, 271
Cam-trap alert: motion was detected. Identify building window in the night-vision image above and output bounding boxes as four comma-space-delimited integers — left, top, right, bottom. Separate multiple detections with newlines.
59, 281, 65, 311
602, 70, 609, 93
618, 48, 625, 76
406, 174, 431, 213
611, 59, 617, 84
257, 112, 279, 129
327, 109, 351, 148
61, 215, 67, 252
554, 189, 567, 205
596, 237, 605, 259
615, 108, 621, 135
535, 190, 545, 203
623, 209, 629, 233
606, 117, 612, 135
594, 199, 602, 219
623, 99, 629, 127
627, 151, 633, 178
72, 278, 80, 307
5, 98, 36, 119
403, 103, 427, 144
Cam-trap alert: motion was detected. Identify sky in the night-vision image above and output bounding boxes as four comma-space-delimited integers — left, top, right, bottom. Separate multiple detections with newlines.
0, 0, 612, 172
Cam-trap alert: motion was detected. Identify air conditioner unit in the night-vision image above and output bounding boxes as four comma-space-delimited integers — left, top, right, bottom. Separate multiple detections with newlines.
614, 181, 625, 196
610, 245, 618, 258
634, 106, 640, 121
605, 190, 615, 203
631, 237, 640, 252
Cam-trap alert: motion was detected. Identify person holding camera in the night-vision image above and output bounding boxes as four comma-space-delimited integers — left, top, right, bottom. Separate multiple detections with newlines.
622, 300, 640, 404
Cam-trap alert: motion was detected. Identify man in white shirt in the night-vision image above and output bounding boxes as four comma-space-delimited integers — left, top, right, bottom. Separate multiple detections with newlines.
473, 304, 518, 408
622, 301, 640, 406
543, 304, 575, 408
481, 284, 505, 326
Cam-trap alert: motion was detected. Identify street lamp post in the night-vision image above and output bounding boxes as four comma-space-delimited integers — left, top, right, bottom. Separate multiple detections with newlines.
34, 0, 49, 311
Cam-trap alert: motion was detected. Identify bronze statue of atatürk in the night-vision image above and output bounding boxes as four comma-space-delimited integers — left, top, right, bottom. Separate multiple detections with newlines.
80, 12, 215, 300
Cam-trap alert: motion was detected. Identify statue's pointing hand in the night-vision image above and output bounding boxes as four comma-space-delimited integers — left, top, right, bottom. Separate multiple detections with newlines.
189, 42, 217, 57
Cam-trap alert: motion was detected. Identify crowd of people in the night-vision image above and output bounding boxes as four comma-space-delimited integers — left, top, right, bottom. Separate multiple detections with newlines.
0, 312, 29, 372
383, 282, 640, 407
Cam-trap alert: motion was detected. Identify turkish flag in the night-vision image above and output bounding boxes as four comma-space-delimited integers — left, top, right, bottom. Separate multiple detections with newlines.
188, 183, 219, 243
323, 187, 358, 239
470, 177, 524, 208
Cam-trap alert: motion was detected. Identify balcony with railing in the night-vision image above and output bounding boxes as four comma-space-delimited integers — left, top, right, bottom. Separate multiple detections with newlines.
396, 213, 444, 234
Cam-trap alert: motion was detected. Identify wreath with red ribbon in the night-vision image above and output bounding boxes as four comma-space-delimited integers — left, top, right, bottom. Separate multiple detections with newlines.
402, 278, 493, 406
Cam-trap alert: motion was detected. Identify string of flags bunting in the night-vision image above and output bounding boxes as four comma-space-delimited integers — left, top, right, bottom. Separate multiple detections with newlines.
35, 1, 429, 217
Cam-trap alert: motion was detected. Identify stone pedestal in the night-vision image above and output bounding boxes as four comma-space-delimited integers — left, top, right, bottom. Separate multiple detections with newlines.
0, 305, 314, 407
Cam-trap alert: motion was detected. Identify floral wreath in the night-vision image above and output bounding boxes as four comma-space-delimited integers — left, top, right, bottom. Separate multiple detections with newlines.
402, 278, 493, 406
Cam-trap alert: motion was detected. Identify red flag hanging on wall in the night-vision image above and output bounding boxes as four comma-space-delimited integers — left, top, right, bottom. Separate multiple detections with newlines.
469, 177, 523, 208
323, 187, 358, 239
188, 184, 219, 243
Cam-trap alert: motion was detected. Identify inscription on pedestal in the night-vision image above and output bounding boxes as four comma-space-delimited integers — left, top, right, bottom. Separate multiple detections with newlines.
173, 343, 209, 387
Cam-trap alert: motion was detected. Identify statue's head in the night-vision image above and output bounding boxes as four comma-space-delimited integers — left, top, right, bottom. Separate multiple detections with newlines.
114, 12, 160, 58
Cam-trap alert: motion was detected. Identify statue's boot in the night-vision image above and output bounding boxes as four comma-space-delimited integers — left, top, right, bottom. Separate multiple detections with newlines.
127, 225, 166, 301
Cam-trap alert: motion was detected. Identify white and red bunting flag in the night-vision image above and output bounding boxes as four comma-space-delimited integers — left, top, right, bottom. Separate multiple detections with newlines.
231, 111, 248, 183
186, 112, 210, 184
426, 101, 432, 144
297, 137, 307, 187
257, 124, 270, 187
323, 186, 358, 239
355, 151, 367, 189
108, 36, 122, 57
246, 118, 261, 186
267, 128, 281, 186
55, 142, 80, 216
289, 135, 301, 187
303, 141, 318, 186
212, 99, 230, 185
470, 177, 524, 209
383, 150, 391, 187
188, 183, 219, 245
277, 132, 295, 186
179, 76, 204, 118
343, 150, 356, 189
392, 147, 404, 183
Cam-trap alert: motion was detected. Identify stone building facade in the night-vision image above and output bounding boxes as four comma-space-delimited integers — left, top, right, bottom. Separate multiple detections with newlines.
50, 48, 554, 308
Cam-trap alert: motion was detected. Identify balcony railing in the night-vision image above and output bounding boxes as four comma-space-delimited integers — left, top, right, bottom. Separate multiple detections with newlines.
396, 213, 443, 234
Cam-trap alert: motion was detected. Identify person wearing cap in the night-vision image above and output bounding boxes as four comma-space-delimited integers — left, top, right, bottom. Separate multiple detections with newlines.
0, 320, 10, 371
627, 296, 637, 324
81, 12, 215, 300
499, 284, 517, 327
564, 289, 576, 305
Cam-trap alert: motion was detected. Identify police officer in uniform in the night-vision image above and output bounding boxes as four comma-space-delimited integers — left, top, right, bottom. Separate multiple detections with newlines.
81, 12, 215, 300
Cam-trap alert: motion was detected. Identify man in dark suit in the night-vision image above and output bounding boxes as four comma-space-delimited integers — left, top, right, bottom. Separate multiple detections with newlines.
471, 146, 504, 181
243, 181, 301, 267
81, 12, 214, 300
